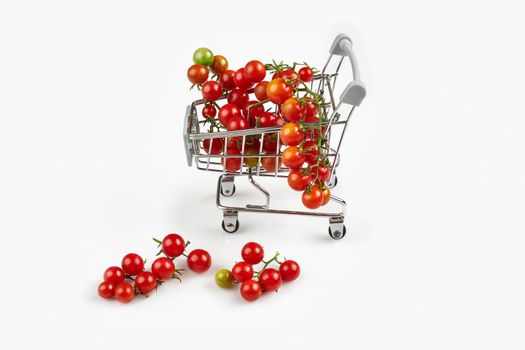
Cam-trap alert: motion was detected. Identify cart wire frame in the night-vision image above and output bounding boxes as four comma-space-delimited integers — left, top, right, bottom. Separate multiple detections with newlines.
183, 34, 366, 239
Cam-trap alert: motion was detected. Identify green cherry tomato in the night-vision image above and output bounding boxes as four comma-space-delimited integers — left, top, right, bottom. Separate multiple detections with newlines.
193, 47, 214, 67
215, 268, 234, 288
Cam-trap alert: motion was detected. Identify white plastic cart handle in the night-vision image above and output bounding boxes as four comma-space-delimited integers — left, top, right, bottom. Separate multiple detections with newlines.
329, 34, 366, 106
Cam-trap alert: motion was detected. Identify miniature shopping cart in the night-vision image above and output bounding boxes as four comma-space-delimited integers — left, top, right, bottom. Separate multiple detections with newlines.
183, 34, 366, 239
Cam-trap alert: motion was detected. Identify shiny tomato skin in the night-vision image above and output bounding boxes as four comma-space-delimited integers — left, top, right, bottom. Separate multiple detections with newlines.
281, 97, 305, 122
280, 69, 299, 87
261, 154, 282, 173
241, 242, 264, 264
151, 257, 175, 281
187, 249, 212, 273
287, 169, 311, 191
218, 103, 241, 126
266, 78, 293, 104
302, 185, 324, 209
254, 81, 269, 101
98, 281, 115, 299
203, 138, 223, 155
225, 115, 249, 131
210, 55, 228, 75
103, 266, 125, 285
244, 60, 266, 83
187, 64, 209, 85
232, 261, 254, 282
302, 139, 319, 164
281, 146, 305, 169
114, 282, 135, 303
201, 81, 222, 101
321, 186, 331, 205
280, 122, 304, 146
161, 233, 185, 258
121, 253, 144, 276
298, 67, 314, 82
219, 70, 236, 90
258, 268, 282, 292
242, 101, 264, 126
309, 164, 331, 183
202, 104, 217, 119
227, 88, 249, 108
279, 260, 300, 281
233, 68, 253, 90
240, 279, 262, 302
134, 271, 157, 295
258, 112, 277, 128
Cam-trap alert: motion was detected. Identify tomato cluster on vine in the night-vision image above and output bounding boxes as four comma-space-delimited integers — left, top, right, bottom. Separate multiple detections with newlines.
187, 47, 331, 209
97, 233, 212, 303
214, 242, 300, 302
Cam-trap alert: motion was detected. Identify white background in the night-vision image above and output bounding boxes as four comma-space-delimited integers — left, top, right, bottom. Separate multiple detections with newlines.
1, 0, 524, 349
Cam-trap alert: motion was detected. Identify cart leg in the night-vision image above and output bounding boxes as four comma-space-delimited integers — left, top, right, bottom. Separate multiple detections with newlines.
327, 174, 338, 189
220, 175, 236, 197
328, 216, 346, 240
222, 210, 239, 233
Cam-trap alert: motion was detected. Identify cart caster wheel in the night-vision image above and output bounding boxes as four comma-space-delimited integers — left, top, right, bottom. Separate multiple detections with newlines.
329, 225, 346, 240
327, 176, 338, 189
220, 184, 236, 197
222, 219, 240, 233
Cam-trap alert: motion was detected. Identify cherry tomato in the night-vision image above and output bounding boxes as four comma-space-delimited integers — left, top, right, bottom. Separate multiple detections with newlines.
202, 104, 217, 119
281, 146, 305, 169
151, 257, 175, 280
161, 233, 185, 258
210, 55, 228, 75
227, 88, 249, 108
281, 97, 305, 122
114, 282, 135, 303
187, 249, 212, 273
187, 64, 209, 85
261, 154, 282, 173
258, 268, 282, 292
245, 135, 261, 150
287, 169, 311, 191
302, 140, 319, 164
321, 186, 331, 205
98, 281, 115, 299
258, 112, 277, 128
242, 101, 264, 126
219, 70, 236, 90
240, 279, 262, 302
215, 269, 234, 288
305, 99, 318, 118
201, 81, 222, 101
262, 133, 279, 153
244, 60, 266, 83
244, 148, 259, 168
233, 68, 253, 90
103, 266, 125, 285
280, 69, 299, 87
226, 137, 241, 151
232, 261, 254, 282
254, 81, 269, 101
280, 122, 304, 146
134, 271, 157, 295
218, 103, 241, 126
203, 138, 223, 155
272, 71, 282, 79
309, 164, 331, 183
275, 116, 285, 126
266, 78, 293, 104
298, 66, 314, 82
193, 47, 214, 66
302, 185, 324, 209
226, 115, 249, 131
121, 253, 144, 276
279, 260, 300, 281
241, 242, 264, 264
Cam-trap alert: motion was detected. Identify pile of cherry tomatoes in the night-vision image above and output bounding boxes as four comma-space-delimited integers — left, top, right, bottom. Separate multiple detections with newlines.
188, 47, 332, 209
214, 242, 300, 302
97, 233, 211, 303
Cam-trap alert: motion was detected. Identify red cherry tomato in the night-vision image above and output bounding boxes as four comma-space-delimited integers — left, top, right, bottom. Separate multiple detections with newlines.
227, 88, 249, 108
201, 81, 222, 101
241, 242, 264, 264
258, 268, 282, 292
187, 249, 212, 273
298, 67, 314, 82
114, 282, 135, 303
321, 186, 331, 205
218, 103, 241, 126
219, 70, 236, 90
242, 101, 265, 126
203, 138, 223, 155
258, 112, 277, 128
161, 233, 185, 258
98, 281, 115, 299
232, 261, 254, 282
134, 271, 157, 295
302, 140, 319, 164
226, 115, 249, 131
103, 266, 125, 285
304, 99, 318, 118
121, 253, 144, 276
210, 55, 229, 75
279, 260, 300, 281
240, 279, 262, 302
244, 60, 266, 83
287, 169, 311, 191
280, 69, 299, 87
151, 257, 175, 281
281, 97, 305, 122
187, 64, 209, 85
254, 81, 269, 101
266, 78, 293, 104
261, 154, 282, 173
202, 104, 217, 119
233, 68, 253, 90
281, 146, 305, 169
262, 133, 279, 153
309, 164, 331, 183
302, 185, 324, 209
280, 122, 304, 146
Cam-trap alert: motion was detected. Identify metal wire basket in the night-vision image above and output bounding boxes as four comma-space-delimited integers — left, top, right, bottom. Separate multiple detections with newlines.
183, 34, 366, 239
